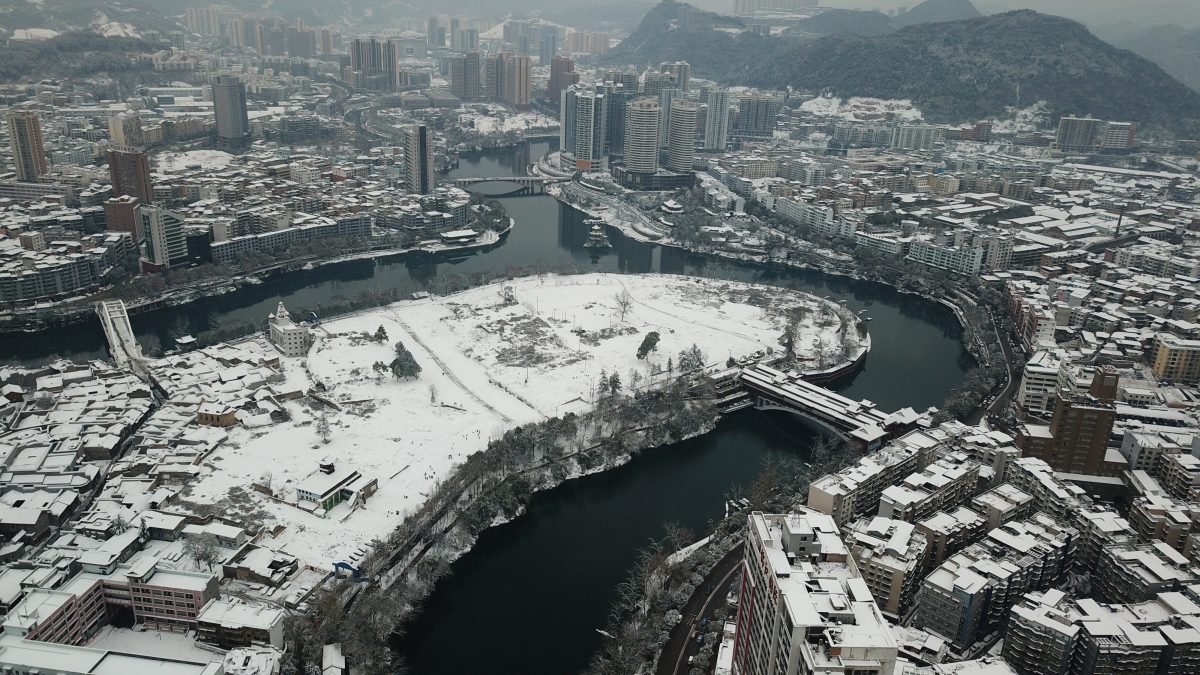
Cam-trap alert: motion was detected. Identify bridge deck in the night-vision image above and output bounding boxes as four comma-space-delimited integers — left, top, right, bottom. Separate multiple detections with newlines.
740, 364, 892, 447
96, 300, 142, 368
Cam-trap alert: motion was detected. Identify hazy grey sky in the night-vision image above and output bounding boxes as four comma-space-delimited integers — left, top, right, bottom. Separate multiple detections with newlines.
686, 0, 1200, 28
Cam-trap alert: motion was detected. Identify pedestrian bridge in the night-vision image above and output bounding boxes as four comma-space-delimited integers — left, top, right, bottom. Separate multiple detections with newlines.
450, 176, 568, 197
722, 364, 921, 451
96, 300, 146, 373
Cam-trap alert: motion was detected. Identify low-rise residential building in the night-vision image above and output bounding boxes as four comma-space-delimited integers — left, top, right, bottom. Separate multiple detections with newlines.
844, 516, 929, 617
196, 597, 285, 649
1005, 588, 1200, 675
878, 452, 981, 523
913, 514, 1077, 651
1095, 543, 1200, 604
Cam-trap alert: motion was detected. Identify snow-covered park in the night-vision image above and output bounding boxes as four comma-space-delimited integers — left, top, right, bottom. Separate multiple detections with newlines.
181, 274, 862, 566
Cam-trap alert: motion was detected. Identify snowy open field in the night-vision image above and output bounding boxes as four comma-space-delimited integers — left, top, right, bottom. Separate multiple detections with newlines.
180, 274, 858, 567
459, 106, 558, 135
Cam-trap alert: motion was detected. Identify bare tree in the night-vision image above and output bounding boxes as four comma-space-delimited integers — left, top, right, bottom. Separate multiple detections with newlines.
183, 533, 223, 571
614, 290, 632, 323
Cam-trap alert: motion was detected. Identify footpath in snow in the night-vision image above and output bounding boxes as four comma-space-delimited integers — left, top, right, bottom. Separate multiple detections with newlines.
182, 274, 862, 567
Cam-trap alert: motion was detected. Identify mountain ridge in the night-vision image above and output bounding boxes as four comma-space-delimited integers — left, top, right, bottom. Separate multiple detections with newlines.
604, 3, 1200, 136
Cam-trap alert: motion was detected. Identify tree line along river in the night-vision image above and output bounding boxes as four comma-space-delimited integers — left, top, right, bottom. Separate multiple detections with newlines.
0, 141, 972, 674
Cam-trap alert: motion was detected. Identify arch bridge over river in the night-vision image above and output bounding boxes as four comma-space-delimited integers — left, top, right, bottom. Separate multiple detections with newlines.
450, 175, 568, 197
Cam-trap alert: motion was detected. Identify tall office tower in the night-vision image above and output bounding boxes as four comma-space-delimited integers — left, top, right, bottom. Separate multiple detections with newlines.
661, 61, 692, 92
642, 70, 675, 98
502, 54, 532, 109
349, 38, 405, 92
185, 7, 225, 36
611, 69, 640, 93
212, 75, 251, 146
559, 88, 578, 155
108, 112, 145, 150
484, 55, 503, 101
623, 98, 661, 175
658, 88, 679, 149
548, 55, 577, 107
449, 51, 482, 101
704, 90, 730, 151
737, 95, 781, 138
539, 30, 558, 64
319, 29, 334, 55
1055, 115, 1106, 152
449, 18, 460, 43
285, 27, 317, 57
666, 100, 698, 173
571, 90, 608, 171
6, 111, 47, 182
426, 18, 444, 48
605, 87, 636, 156
106, 148, 153, 205
350, 37, 376, 73
404, 124, 435, 195
452, 28, 479, 52
141, 205, 188, 269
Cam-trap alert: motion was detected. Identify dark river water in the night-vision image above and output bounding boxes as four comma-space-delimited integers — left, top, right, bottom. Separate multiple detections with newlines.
0, 141, 972, 675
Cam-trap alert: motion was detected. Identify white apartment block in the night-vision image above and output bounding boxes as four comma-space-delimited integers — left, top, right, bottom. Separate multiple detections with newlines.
844, 516, 929, 617
808, 428, 945, 526
730, 511, 898, 675
877, 452, 980, 523
913, 514, 1077, 651
915, 506, 987, 568
267, 301, 312, 357
1005, 588, 1200, 675
1095, 543, 1200, 604
970, 483, 1034, 530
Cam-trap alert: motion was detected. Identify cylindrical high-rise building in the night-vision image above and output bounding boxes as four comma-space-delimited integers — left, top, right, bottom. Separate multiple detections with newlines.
666, 100, 698, 173
623, 98, 660, 175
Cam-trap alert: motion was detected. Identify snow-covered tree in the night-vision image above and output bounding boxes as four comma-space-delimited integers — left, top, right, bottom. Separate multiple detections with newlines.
636, 331, 660, 359
183, 533, 222, 571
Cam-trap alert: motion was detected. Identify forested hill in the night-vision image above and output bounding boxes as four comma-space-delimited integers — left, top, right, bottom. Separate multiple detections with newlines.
754, 11, 1200, 135
600, 0, 775, 82
788, 9, 895, 37
605, 3, 1200, 137
0, 31, 159, 82
893, 0, 982, 27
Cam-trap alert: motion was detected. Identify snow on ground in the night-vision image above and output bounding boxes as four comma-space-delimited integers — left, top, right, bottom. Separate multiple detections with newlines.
154, 150, 235, 174
11, 28, 58, 40
93, 22, 140, 38
459, 107, 558, 135
800, 95, 924, 123
182, 274, 857, 567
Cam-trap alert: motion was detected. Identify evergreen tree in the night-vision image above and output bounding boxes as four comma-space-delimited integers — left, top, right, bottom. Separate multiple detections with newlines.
636, 331, 660, 359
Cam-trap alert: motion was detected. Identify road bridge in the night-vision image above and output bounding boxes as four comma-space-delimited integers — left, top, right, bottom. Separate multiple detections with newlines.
729, 364, 920, 451
451, 176, 568, 197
